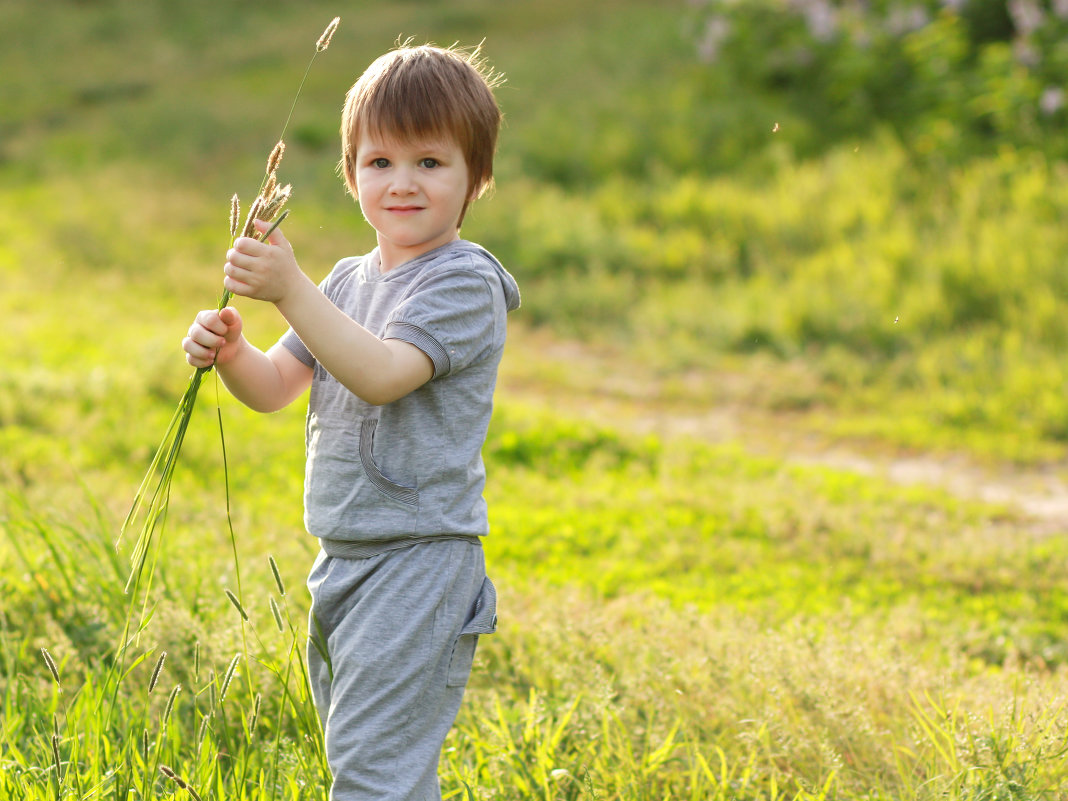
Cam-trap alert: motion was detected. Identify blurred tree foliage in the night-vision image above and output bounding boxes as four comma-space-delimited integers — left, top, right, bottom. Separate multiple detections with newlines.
686, 0, 1068, 163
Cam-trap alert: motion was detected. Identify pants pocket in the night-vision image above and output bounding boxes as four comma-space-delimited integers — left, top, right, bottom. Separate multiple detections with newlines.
446, 576, 498, 688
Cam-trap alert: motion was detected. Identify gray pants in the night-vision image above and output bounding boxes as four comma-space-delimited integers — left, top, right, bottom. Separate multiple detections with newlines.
307, 539, 497, 801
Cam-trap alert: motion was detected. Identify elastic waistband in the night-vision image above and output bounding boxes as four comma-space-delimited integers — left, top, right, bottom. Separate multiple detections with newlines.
318, 534, 483, 560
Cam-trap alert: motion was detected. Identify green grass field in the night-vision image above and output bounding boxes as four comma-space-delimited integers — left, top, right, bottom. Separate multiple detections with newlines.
3, 0, 1068, 798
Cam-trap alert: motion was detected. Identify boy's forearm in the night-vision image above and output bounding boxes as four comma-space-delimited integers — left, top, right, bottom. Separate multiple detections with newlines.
216, 339, 295, 413
275, 275, 423, 406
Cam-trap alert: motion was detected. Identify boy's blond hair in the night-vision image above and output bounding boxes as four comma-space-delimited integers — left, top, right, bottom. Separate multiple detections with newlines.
340, 41, 503, 226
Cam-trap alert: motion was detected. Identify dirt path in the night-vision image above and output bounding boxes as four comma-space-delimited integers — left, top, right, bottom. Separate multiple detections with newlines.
499, 331, 1068, 535
792, 448, 1068, 528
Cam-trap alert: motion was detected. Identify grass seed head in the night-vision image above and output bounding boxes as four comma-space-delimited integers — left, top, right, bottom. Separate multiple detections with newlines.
248, 692, 262, 736
260, 184, 292, 221
266, 140, 285, 175
40, 648, 60, 687
241, 196, 264, 237
268, 555, 286, 596
163, 684, 181, 730
197, 714, 211, 747
269, 597, 285, 633
262, 172, 278, 203
219, 654, 240, 705
229, 194, 240, 238
317, 17, 340, 52
51, 733, 62, 780
159, 765, 187, 789
148, 651, 166, 693
225, 589, 250, 622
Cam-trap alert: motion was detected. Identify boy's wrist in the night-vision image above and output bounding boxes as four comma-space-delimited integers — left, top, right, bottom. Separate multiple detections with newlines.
216, 332, 249, 371
273, 270, 318, 317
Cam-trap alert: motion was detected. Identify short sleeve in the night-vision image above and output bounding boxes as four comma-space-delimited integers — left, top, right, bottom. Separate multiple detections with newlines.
384, 269, 500, 379
279, 326, 314, 367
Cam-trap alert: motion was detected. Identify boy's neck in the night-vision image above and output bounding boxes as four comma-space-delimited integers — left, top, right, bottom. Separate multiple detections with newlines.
377, 230, 462, 273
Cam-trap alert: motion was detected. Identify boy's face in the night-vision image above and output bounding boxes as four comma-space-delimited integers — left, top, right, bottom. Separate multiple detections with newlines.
354, 131, 472, 272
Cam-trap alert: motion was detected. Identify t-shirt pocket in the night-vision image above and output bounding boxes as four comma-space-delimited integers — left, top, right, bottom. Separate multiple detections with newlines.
304, 412, 420, 537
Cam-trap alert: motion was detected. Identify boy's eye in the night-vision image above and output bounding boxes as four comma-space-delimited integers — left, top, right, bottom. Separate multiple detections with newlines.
419, 158, 439, 168
372, 158, 390, 168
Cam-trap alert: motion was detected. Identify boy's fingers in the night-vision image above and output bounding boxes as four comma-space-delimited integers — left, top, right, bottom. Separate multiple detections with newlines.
195, 309, 226, 335
229, 239, 260, 259
254, 218, 289, 248
187, 326, 220, 350
268, 227, 289, 248
182, 337, 214, 366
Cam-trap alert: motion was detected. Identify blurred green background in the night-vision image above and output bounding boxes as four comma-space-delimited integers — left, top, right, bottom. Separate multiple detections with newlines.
3, 0, 1068, 463
4, 1, 1068, 798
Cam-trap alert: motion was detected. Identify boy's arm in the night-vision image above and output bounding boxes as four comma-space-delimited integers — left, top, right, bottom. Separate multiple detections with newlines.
275, 279, 434, 406
223, 225, 434, 406
184, 306, 312, 413
217, 339, 313, 413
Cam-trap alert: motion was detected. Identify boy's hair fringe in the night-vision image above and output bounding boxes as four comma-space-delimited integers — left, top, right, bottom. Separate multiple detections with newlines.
339, 38, 505, 227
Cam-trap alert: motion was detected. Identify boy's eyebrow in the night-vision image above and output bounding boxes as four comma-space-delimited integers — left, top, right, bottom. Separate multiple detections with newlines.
361, 131, 457, 150
359, 141, 458, 160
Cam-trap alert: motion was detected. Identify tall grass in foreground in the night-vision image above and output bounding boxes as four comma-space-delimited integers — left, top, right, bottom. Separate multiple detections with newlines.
0, 17, 345, 801
5, 496, 1068, 800
6, 397, 1068, 798
2, 499, 329, 800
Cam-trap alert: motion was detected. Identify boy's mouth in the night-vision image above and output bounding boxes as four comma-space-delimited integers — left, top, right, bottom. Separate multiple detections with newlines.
387, 205, 424, 213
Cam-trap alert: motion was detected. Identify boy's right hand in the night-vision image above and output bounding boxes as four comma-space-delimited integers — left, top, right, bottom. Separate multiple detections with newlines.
183, 306, 244, 369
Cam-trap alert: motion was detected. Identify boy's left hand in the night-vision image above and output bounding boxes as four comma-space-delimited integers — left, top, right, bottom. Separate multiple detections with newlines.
223, 220, 304, 304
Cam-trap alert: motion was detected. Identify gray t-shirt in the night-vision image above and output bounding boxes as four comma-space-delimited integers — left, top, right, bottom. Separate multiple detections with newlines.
278, 240, 521, 556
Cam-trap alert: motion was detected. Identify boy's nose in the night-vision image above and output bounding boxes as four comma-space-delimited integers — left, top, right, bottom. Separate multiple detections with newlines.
389, 168, 417, 194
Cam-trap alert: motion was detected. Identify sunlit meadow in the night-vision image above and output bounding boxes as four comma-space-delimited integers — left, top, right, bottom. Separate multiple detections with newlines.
3, 0, 1068, 799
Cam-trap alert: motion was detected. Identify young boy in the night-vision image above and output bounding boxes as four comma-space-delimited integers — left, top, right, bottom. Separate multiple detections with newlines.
183, 43, 520, 800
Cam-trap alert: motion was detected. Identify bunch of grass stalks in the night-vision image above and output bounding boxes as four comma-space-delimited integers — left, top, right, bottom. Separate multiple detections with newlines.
110, 11, 339, 742
117, 14, 338, 603
119, 154, 289, 594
